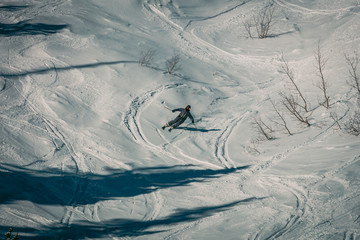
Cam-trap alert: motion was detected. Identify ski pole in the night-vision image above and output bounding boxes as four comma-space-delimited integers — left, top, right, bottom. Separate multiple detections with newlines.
161, 101, 172, 111
163, 105, 172, 111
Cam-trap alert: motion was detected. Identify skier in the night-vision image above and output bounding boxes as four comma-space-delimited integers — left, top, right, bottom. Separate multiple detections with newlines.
162, 105, 194, 132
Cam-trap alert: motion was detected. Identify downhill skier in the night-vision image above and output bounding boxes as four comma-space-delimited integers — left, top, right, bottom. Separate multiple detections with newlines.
162, 105, 194, 132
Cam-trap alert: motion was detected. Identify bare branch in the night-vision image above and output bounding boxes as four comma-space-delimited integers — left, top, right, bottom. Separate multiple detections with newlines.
243, 20, 254, 39
343, 111, 360, 136
279, 91, 311, 127
253, 117, 274, 140
166, 54, 181, 74
279, 53, 309, 112
254, 3, 276, 39
344, 51, 360, 95
270, 99, 292, 135
139, 48, 156, 67
314, 41, 330, 108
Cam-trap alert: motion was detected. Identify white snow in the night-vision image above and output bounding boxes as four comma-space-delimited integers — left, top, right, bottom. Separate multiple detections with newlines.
0, 0, 359, 239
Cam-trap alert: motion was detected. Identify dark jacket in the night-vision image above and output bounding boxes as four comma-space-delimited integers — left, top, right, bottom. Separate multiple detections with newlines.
172, 108, 194, 124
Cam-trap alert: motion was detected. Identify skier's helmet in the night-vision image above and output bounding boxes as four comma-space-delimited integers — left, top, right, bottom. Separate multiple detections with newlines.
186, 105, 191, 111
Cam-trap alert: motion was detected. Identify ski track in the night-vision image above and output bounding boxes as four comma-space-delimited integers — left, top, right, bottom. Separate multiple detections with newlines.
123, 83, 184, 144
274, 0, 356, 15
183, 1, 250, 30
142, 2, 316, 238
143, 1, 254, 70
255, 178, 308, 240
2, 1, 358, 239
142, 1, 260, 171
246, 102, 354, 239
156, 128, 219, 168
122, 83, 185, 236
135, 2, 360, 239
7, 66, 92, 234
123, 82, 219, 168
214, 113, 249, 169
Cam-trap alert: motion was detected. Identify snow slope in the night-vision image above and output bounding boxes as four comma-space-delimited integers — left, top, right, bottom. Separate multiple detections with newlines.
0, 0, 359, 239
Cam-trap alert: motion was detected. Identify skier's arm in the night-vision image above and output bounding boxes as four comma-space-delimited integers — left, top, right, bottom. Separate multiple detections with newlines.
172, 108, 183, 113
188, 113, 194, 123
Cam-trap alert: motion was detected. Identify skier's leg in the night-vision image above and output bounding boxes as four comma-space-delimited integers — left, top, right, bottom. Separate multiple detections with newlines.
163, 119, 177, 130
168, 119, 184, 132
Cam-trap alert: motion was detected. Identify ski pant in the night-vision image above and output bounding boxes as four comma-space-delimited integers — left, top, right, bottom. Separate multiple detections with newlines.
167, 117, 185, 129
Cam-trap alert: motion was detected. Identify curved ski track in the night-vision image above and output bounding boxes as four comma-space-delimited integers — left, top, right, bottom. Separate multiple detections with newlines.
214, 112, 250, 169
123, 82, 220, 168
123, 83, 183, 144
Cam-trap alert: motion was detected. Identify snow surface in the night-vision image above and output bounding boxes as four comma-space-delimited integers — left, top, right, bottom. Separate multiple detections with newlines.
0, 0, 360, 239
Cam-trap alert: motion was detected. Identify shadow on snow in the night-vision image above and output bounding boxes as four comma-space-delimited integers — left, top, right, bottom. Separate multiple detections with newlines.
0, 5, 29, 12
0, 20, 68, 36
0, 60, 138, 78
0, 163, 254, 238
0, 197, 264, 239
176, 126, 221, 132
0, 163, 251, 206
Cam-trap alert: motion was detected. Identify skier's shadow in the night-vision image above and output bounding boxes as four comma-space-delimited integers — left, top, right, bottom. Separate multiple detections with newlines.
176, 127, 221, 132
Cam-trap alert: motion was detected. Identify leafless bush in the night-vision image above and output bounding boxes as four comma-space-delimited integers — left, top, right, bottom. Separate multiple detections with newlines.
166, 54, 181, 74
344, 111, 360, 136
279, 91, 311, 127
248, 138, 261, 155
243, 20, 254, 39
243, 2, 276, 39
270, 99, 292, 135
279, 53, 309, 112
345, 51, 360, 95
314, 41, 330, 108
139, 48, 156, 67
254, 2, 276, 39
252, 117, 274, 140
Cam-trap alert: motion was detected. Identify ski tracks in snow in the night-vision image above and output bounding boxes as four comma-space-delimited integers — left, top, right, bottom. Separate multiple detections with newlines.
123, 83, 183, 144
214, 114, 248, 169
6, 64, 92, 231
123, 82, 220, 168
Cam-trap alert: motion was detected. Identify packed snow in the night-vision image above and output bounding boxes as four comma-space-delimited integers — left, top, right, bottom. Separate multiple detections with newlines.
0, 0, 359, 239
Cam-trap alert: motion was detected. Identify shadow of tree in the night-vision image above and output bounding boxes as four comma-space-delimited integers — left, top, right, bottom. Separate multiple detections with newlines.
0, 197, 264, 239
0, 20, 68, 36
0, 163, 251, 206
0, 60, 138, 78
0, 5, 29, 12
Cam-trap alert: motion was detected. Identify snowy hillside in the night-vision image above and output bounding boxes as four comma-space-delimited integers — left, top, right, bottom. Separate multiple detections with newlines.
0, 0, 359, 239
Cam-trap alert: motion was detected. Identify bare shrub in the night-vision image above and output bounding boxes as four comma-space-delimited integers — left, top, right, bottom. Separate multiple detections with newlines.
279, 91, 311, 127
165, 54, 181, 74
247, 138, 261, 155
270, 99, 292, 135
243, 20, 254, 39
345, 51, 360, 95
279, 53, 309, 112
243, 1, 276, 39
252, 117, 274, 140
254, 2, 276, 39
139, 48, 156, 67
344, 111, 360, 136
314, 41, 330, 108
